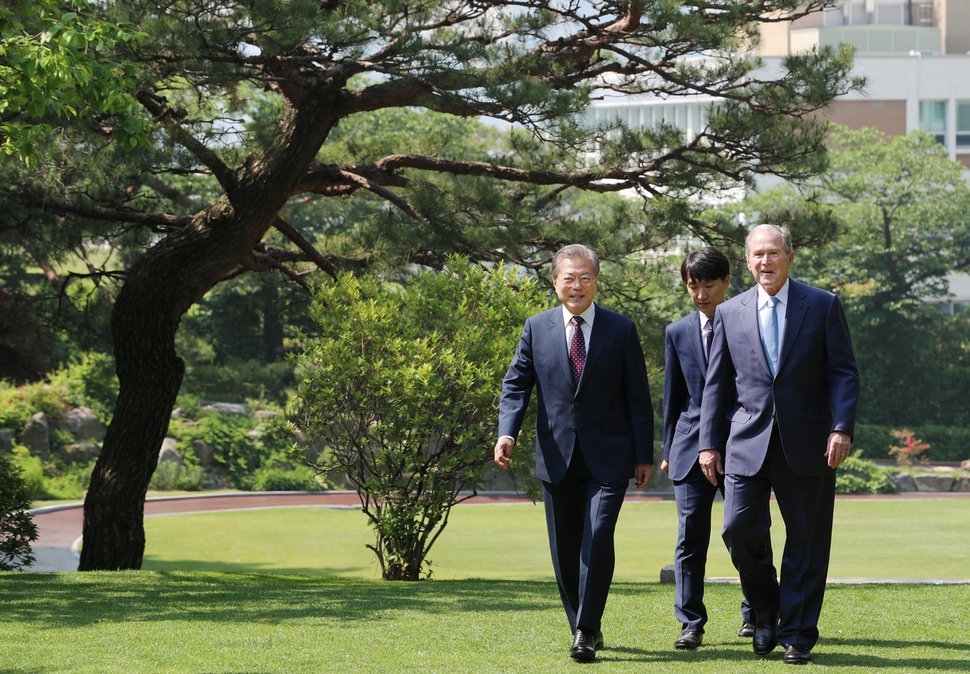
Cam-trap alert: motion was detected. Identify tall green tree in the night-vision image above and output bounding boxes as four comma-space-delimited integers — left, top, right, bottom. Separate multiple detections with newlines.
816, 127, 970, 426
2, 1, 861, 570
719, 126, 970, 427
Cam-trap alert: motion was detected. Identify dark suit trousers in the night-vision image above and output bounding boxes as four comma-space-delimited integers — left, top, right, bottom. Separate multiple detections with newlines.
673, 462, 752, 632
722, 426, 836, 649
541, 444, 627, 634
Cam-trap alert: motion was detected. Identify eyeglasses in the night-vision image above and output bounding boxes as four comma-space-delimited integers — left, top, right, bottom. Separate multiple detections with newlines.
559, 275, 596, 286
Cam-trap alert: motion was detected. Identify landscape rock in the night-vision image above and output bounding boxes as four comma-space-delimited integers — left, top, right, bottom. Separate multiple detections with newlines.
193, 439, 215, 466
913, 473, 955, 492
58, 442, 100, 464
660, 563, 675, 584
158, 437, 184, 465
200, 401, 248, 416
21, 412, 50, 459
888, 472, 916, 492
62, 406, 106, 441
955, 475, 970, 492
0, 429, 14, 452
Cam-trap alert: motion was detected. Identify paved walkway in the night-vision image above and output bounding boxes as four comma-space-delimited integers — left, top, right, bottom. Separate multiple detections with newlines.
26, 490, 970, 583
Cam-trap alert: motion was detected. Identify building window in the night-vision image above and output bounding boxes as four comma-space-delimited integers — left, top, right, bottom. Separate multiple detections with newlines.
919, 100, 946, 145
957, 102, 970, 148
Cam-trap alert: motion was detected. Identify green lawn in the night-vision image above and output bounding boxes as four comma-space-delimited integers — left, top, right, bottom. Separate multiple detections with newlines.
5, 497, 968, 672
140, 498, 970, 580
1, 573, 967, 673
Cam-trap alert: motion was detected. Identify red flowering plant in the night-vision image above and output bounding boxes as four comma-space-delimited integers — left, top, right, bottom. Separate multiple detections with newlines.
888, 429, 931, 467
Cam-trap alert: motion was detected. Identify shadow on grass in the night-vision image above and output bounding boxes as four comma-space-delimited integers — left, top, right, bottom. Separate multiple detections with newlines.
3, 573, 565, 626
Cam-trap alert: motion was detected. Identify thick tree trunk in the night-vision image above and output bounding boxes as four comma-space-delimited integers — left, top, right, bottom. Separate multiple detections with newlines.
79, 205, 267, 570
78, 99, 338, 570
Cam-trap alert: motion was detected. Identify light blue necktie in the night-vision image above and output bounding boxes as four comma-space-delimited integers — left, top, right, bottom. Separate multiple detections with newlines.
764, 296, 779, 375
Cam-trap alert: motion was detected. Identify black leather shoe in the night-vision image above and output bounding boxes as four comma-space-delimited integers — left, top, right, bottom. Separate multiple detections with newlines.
752, 619, 778, 656
738, 621, 756, 638
570, 629, 597, 662
594, 630, 604, 650
674, 630, 703, 650
784, 644, 812, 665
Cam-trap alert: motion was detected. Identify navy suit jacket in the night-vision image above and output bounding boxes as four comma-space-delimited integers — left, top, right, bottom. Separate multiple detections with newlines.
699, 280, 859, 477
662, 312, 717, 482
498, 304, 654, 484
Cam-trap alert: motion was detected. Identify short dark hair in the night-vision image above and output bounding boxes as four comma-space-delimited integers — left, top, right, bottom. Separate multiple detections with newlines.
680, 247, 730, 283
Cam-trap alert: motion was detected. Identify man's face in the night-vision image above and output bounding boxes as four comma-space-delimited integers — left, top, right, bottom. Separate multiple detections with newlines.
686, 275, 730, 319
553, 257, 598, 315
745, 227, 794, 295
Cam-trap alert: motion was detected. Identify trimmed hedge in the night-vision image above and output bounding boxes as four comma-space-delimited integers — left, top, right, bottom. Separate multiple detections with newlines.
853, 424, 970, 463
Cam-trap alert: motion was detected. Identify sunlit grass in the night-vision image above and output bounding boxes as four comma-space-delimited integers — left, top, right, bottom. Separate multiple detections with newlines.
140, 498, 970, 580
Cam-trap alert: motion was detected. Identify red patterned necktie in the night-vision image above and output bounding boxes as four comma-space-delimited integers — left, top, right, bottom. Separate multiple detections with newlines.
570, 315, 586, 384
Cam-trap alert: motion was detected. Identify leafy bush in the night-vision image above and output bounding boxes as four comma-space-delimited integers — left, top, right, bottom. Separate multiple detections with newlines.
180, 359, 294, 406
169, 413, 262, 489
0, 452, 38, 570
251, 466, 322, 492
289, 257, 546, 580
149, 462, 208, 492
854, 424, 970, 463
39, 462, 94, 500
9, 447, 44, 500
836, 455, 895, 494
46, 352, 119, 422
0, 381, 68, 431
9, 446, 93, 500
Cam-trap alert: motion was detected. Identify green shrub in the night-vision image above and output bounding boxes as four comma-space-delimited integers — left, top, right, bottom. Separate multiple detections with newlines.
251, 466, 322, 492
0, 381, 69, 432
180, 359, 294, 406
836, 455, 895, 494
149, 462, 208, 492
0, 452, 38, 570
46, 352, 119, 422
9, 446, 44, 500
854, 424, 970, 463
40, 463, 93, 500
169, 413, 261, 489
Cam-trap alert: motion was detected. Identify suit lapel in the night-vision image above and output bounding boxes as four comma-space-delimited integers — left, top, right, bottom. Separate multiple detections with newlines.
547, 308, 573, 384
686, 312, 706, 372
578, 307, 609, 394
778, 280, 808, 373
739, 287, 772, 377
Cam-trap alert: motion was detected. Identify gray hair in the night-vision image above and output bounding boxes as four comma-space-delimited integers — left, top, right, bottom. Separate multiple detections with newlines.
551, 244, 600, 279
745, 224, 793, 255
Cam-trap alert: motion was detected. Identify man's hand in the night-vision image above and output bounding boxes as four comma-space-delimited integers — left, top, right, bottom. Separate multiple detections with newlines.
635, 463, 653, 488
826, 431, 852, 468
660, 459, 669, 476
698, 449, 723, 486
493, 437, 515, 469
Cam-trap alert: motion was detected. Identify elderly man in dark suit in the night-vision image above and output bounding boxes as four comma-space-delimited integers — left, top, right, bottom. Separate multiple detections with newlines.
661, 247, 752, 651
699, 224, 859, 665
494, 244, 654, 662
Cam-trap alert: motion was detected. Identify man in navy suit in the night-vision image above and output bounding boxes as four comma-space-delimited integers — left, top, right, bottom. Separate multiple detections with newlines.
700, 224, 859, 665
494, 244, 654, 662
661, 247, 752, 651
